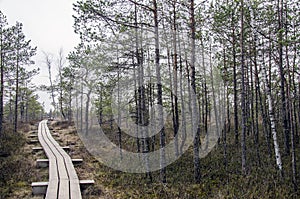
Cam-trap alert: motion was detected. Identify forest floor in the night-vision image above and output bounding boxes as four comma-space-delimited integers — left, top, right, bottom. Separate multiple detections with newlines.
0, 120, 299, 198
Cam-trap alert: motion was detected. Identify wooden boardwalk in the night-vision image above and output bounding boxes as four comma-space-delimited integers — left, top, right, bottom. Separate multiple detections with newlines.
34, 120, 82, 199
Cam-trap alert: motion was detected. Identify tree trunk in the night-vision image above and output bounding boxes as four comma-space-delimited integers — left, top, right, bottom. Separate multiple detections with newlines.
0, 34, 3, 136
14, 52, 19, 133
167, 48, 177, 156
58, 50, 66, 120
240, 0, 247, 175
251, 22, 261, 165
232, 12, 239, 145
68, 87, 72, 124
46, 54, 57, 118
277, 0, 290, 155
85, 89, 92, 135
172, 0, 179, 157
153, 0, 166, 183
209, 43, 220, 145
189, 0, 201, 183
261, 40, 283, 175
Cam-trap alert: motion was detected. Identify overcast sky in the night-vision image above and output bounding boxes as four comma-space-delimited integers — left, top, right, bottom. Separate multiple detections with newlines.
0, 0, 80, 111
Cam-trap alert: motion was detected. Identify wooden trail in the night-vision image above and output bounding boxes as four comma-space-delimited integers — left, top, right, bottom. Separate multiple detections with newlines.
32, 120, 82, 199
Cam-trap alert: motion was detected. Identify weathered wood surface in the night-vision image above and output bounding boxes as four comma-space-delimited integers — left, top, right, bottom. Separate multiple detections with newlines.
37, 120, 82, 199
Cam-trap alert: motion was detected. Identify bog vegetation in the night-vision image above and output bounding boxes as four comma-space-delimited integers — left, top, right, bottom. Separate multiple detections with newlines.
0, 0, 300, 198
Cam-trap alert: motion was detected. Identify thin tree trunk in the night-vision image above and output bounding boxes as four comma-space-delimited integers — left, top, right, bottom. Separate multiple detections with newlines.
251, 27, 261, 165
201, 38, 208, 148
189, 0, 201, 183
231, 13, 239, 145
98, 87, 103, 126
14, 52, 19, 133
261, 41, 283, 175
240, 0, 247, 175
0, 35, 3, 136
85, 89, 92, 135
289, 92, 297, 190
58, 49, 66, 120
222, 45, 228, 169
172, 0, 179, 157
209, 43, 220, 145
167, 48, 177, 156
80, 82, 83, 133
68, 86, 72, 124
117, 63, 122, 159
254, 59, 261, 166
277, 0, 290, 155
153, 0, 166, 183
133, 56, 141, 153
45, 54, 56, 118
285, 7, 297, 189
177, 34, 186, 156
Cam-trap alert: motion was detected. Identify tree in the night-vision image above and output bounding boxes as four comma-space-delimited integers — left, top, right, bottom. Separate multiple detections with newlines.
0, 11, 8, 136
8, 22, 36, 133
43, 52, 57, 116
57, 48, 67, 120
152, 0, 167, 183
189, 0, 201, 183
260, 40, 283, 175
240, 0, 247, 175
0, 12, 39, 133
70, 0, 300, 189
61, 66, 75, 124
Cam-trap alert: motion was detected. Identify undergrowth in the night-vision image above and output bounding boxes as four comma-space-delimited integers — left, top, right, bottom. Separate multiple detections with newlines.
1, 120, 298, 198
79, 122, 300, 199
0, 123, 38, 199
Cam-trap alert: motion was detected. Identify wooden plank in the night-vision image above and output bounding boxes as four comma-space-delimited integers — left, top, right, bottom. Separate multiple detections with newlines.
65, 158, 79, 180
44, 120, 81, 199
31, 181, 48, 195
38, 121, 59, 198
71, 159, 83, 165
32, 147, 43, 151
58, 179, 70, 199
70, 180, 82, 199
34, 120, 84, 199
80, 180, 95, 190
80, 180, 95, 185
28, 139, 39, 144
33, 146, 70, 152
37, 158, 83, 168
36, 159, 49, 168
45, 179, 58, 199
28, 134, 38, 138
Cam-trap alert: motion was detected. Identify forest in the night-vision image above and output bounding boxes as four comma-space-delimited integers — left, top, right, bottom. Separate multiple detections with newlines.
0, 0, 300, 198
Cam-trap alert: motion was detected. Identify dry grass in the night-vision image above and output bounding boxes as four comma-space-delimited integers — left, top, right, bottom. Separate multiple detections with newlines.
0, 123, 45, 199
2, 120, 299, 199
50, 120, 111, 199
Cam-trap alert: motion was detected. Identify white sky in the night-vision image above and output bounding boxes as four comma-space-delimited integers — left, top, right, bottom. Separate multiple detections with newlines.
0, 0, 80, 112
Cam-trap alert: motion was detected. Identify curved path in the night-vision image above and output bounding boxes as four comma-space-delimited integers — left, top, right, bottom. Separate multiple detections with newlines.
38, 120, 82, 199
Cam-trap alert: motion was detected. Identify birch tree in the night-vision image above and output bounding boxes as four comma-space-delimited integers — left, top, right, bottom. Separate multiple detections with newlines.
260, 41, 283, 174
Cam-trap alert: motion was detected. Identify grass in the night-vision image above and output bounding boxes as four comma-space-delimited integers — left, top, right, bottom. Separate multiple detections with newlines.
57, 121, 300, 199
0, 123, 45, 199
0, 120, 299, 198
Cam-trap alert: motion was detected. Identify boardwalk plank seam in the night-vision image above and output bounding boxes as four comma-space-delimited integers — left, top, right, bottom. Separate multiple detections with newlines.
37, 120, 82, 199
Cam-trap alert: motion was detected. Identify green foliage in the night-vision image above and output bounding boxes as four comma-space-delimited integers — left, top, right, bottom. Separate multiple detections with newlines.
0, 11, 39, 129
3, 87, 44, 122
70, 0, 300, 196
